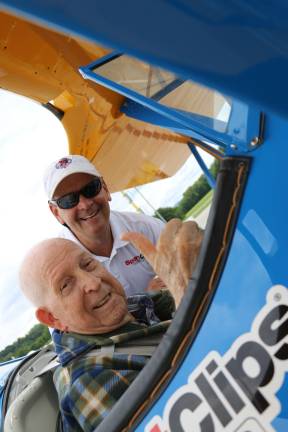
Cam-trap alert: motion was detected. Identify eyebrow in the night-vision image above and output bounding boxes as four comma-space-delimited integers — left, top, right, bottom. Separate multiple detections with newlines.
79, 252, 100, 267
79, 252, 93, 262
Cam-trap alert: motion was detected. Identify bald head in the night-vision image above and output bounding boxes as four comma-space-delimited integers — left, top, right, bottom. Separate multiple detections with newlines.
19, 238, 79, 307
19, 238, 130, 334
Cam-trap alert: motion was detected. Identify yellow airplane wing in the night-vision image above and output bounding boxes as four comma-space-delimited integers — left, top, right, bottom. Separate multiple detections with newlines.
0, 10, 222, 191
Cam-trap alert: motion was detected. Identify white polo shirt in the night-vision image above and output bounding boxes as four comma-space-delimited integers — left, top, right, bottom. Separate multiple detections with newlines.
58, 211, 165, 296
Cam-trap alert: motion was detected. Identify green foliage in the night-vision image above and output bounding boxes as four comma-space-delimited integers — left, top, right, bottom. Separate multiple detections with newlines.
210, 159, 220, 177
156, 206, 181, 221
177, 175, 210, 215
0, 324, 51, 362
155, 159, 220, 221
185, 189, 213, 219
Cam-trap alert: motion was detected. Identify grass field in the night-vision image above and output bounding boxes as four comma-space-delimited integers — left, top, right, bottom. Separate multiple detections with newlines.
184, 189, 213, 220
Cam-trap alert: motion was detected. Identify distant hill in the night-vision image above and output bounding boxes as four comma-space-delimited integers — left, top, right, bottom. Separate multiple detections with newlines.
0, 323, 51, 362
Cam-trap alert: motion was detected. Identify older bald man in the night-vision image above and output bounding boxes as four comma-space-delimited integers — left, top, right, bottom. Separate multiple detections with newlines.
20, 219, 203, 432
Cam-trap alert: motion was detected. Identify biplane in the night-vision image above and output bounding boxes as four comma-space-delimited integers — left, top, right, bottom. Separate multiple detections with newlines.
0, 1, 287, 431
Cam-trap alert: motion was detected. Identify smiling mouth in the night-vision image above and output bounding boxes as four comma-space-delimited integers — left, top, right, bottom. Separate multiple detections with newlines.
93, 293, 111, 309
81, 209, 100, 221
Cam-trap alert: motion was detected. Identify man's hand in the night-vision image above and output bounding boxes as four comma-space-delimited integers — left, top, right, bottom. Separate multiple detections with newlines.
121, 219, 203, 307
146, 276, 166, 291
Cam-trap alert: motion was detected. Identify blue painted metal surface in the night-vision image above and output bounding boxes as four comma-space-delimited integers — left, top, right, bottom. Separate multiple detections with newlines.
140, 112, 288, 431
1, 0, 288, 118
80, 61, 231, 148
0, 1, 287, 431
121, 98, 264, 156
188, 143, 216, 189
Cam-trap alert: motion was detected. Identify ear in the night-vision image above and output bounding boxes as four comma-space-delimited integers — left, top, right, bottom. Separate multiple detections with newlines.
102, 179, 112, 201
36, 308, 66, 331
49, 203, 65, 225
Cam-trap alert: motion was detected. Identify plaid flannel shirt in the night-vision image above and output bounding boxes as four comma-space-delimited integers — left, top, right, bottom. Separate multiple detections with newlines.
52, 293, 172, 432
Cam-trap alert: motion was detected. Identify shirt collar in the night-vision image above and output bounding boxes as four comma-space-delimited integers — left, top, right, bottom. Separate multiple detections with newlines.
52, 321, 145, 366
109, 211, 129, 251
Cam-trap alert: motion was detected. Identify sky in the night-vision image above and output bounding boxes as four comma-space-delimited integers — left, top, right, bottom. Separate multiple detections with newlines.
0, 89, 212, 351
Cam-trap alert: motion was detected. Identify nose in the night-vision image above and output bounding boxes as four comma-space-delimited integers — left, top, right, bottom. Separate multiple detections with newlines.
77, 193, 94, 210
81, 273, 101, 294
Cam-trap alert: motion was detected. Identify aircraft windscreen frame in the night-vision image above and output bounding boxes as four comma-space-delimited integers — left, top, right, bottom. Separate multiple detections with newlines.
79, 52, 263, 154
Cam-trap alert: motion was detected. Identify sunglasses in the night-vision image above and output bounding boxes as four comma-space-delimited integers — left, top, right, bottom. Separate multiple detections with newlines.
50, 177, 102, 209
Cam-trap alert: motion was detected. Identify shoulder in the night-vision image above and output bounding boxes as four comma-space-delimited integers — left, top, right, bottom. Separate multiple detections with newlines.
54, 354, 145, 402
57, 225, 75, 241
111, 210, 166, 234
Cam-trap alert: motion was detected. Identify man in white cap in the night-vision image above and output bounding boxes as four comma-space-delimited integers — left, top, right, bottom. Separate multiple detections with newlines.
44, 155, 166, 296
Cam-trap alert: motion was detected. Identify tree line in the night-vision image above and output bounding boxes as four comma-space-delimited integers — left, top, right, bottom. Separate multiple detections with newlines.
0, 323, 51, 362
155, 159, 219, 221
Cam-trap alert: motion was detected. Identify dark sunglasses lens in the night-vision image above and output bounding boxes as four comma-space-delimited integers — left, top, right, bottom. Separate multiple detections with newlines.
56, 179, 102, 209
57, 192, 79, 209
82, 178, 102, 198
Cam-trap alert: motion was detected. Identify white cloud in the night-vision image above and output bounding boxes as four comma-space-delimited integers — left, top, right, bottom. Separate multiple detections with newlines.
0, 90, 68, 350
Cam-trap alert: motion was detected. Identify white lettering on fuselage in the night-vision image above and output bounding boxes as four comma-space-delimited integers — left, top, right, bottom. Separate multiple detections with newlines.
146, 285, 288, 432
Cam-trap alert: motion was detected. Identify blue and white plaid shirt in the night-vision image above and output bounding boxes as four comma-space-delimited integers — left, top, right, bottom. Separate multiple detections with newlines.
52, 292, 173, 431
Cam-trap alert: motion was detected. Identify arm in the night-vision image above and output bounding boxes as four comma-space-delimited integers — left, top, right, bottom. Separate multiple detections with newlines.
122, 219, 203, 307
146, 275, 167, 291
136, 214, 167, 291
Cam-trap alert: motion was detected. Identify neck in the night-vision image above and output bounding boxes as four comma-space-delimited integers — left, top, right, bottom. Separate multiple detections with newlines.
71, 225, 114, 257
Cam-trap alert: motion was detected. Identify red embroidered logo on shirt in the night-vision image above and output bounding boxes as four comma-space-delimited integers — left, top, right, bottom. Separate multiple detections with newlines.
125, 254, 145, 266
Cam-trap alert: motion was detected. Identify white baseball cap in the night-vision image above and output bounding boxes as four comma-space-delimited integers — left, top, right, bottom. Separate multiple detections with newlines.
44, 155, 101, 200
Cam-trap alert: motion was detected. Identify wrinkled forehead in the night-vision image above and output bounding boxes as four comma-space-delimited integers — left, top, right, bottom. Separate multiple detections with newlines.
40, 240, 91, 282
57, 240, 95, 264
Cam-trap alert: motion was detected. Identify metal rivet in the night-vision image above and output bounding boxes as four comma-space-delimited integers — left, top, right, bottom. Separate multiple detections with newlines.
250, 137, 259, 147
230, 144, 237, 150
274, 293, 281, 302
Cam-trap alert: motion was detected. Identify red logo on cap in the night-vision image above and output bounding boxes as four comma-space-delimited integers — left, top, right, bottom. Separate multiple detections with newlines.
55, 158, 72, 169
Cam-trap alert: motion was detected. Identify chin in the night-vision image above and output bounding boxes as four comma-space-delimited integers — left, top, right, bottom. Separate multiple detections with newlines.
106, 305, 130, 327
111, 306, 128, 323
